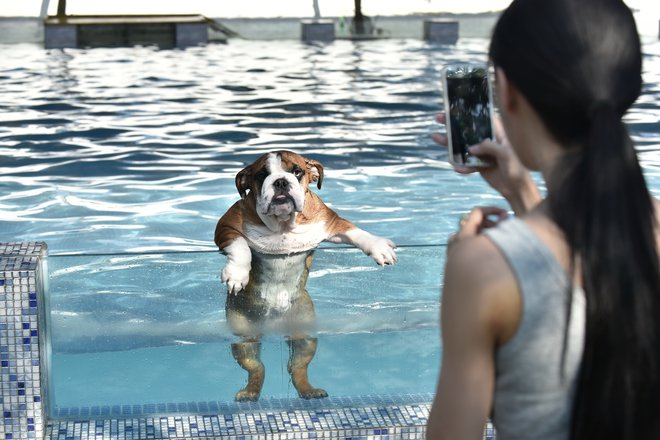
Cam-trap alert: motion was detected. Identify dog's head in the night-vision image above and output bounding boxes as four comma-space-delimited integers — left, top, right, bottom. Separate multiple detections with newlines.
235, 150, 324, 221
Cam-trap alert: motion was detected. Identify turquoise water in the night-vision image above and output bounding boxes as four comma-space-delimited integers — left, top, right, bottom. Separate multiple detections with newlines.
1, 38, 659, 415
2, 39, 659, 254
48, 247, 442, 409
0, 39, 509, 255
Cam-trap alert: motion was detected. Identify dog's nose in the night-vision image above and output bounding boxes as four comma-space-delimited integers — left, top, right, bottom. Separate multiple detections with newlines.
273, 178, 289, 190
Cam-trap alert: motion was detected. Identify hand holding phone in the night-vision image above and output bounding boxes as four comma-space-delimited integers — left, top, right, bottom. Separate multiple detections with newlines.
434, 111, 541, 215
442, 63, 495, 168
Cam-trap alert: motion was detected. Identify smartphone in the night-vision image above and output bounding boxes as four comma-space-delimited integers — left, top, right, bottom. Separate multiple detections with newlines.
442, 63, 495, 167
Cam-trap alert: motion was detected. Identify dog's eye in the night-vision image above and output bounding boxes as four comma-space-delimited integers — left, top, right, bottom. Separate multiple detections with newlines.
292, 168, 304, 180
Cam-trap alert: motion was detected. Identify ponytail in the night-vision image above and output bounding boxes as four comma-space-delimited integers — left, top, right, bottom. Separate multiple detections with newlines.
549, 107, 660, 440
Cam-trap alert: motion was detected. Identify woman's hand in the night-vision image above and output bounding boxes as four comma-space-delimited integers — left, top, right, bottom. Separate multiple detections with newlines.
448, 206, 508, 252
433, 113, 541, 216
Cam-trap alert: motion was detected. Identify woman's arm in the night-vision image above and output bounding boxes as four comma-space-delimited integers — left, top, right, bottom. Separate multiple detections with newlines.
433, 113, 541, 216
426, 210, 520, 439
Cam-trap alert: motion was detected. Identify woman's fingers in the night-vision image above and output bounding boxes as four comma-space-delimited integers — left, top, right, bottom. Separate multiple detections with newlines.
448, 206, 508, 253
493, 115, 506, 144
457, 207, 508, 238
453, 165, 477, 175
479, 206, 509, 224
431, 132, 447, 147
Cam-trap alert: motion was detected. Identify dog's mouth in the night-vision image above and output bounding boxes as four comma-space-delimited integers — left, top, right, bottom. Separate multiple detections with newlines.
257, 179, 305, 219
263, 193, 302, 219
271, 194, 293, 205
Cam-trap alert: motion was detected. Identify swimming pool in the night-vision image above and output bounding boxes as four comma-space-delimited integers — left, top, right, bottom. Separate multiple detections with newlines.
1, 36, 659, 437
1, 38, 502, 255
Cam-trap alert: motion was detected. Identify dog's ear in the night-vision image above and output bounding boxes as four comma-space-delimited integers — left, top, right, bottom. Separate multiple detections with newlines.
235, 166, 252, 199
306, 159, 324, 190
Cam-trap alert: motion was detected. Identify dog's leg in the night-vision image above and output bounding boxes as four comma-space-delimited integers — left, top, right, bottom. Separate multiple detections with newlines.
287, 336, 328, 399
326, 226, 397, 266
231, 340, 265, 402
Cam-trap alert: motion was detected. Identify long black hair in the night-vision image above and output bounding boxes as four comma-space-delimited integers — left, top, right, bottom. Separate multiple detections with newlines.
489, 0, 660, 438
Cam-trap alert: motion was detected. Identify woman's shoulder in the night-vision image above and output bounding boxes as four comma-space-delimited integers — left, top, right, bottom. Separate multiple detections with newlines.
447, 231, 506, 268
444, 231, 521, 346
445, 230, 515, 296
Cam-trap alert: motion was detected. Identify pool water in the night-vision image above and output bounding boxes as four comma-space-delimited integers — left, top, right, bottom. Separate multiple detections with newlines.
48, 246, 443, 411
0, 38, 512, 255
1, 38, 659, 416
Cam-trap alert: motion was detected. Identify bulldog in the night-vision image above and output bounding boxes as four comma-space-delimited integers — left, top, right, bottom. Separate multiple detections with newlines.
214, 150, 397, 402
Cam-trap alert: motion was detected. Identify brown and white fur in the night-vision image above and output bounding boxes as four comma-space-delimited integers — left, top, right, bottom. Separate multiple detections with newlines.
215, 150, 397, 401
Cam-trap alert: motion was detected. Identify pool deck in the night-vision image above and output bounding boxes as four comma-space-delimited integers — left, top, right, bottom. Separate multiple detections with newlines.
43, 14, 211, 49
43, 15, 210, 26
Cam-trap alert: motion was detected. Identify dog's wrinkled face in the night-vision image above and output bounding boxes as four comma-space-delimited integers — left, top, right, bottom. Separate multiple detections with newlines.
236, 151, 324, 221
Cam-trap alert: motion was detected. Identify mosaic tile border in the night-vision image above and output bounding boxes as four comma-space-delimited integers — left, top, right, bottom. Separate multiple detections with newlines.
0, 242, 49, 440
50, 394, 497, 439
47, 404, 434, 440
52, 394, 435, 419
0, 243, 47, 258
46, 404, 495, 439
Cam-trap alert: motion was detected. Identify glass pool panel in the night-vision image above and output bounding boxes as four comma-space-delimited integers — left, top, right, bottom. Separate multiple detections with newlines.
47, 246, 444, 415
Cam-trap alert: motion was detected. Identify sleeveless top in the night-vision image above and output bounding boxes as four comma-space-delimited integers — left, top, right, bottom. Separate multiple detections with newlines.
484, 218, 585, 440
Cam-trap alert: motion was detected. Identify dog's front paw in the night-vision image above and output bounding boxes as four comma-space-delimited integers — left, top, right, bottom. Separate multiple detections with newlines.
367, 237, 397, 266
221, 262, 250, 294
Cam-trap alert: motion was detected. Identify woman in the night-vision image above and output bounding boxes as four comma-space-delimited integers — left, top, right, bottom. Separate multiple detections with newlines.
426, 0, 660, 439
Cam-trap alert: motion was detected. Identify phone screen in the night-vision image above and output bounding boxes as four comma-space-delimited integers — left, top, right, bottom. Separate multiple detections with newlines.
444, 65, 493, 166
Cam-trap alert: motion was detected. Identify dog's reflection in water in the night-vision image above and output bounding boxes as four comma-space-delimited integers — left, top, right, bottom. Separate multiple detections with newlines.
215, 151, 397, 401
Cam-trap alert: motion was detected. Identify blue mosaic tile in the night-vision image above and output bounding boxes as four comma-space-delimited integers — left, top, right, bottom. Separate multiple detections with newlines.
0, 244, 45, 258
0, 242, 48, 440
46, 396, 495, 440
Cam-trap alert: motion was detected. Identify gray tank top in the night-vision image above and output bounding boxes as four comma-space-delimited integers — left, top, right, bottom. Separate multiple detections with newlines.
484, 218, 585, 440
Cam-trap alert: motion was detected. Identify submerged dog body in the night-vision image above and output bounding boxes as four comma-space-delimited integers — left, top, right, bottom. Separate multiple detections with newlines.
215, 150, 397, 401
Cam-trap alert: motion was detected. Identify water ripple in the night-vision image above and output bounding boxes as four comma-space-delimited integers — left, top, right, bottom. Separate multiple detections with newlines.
0, 39, 659, 255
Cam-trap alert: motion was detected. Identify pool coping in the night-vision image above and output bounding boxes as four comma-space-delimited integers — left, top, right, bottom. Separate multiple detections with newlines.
46, 399, 435, 439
